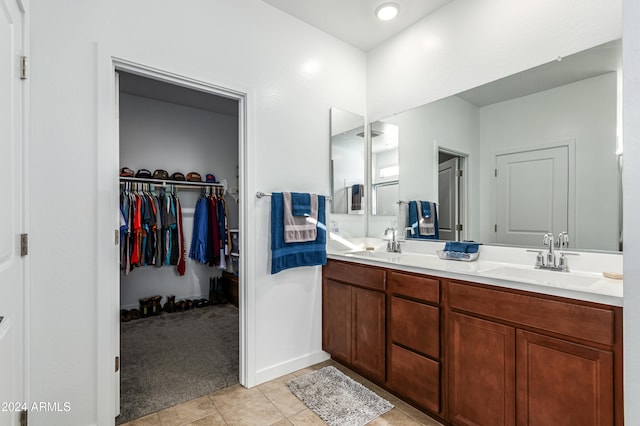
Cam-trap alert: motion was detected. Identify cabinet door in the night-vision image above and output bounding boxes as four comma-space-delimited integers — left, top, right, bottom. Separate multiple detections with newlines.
351, 286, 386, 382
322, 278, 351, 364
516, 330, 614, 426
448, 312, 516, 426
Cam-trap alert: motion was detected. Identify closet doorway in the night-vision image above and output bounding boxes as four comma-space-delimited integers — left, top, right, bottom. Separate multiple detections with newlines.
116, 70, 242, 424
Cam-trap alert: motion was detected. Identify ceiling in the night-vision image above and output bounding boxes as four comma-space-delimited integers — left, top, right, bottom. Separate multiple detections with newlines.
118, 71, 239, 116
262, 0, 453, 51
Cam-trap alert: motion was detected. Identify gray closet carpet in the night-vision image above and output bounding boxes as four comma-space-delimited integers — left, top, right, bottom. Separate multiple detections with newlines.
117, 304, 239, 425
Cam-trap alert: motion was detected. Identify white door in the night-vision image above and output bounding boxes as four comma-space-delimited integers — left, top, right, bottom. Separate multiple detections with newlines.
438, 157, 459, 241
0, 0, 26, 425
495, 146, 568, 246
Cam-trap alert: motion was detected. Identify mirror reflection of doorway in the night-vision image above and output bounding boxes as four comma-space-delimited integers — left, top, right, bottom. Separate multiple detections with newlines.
494, 145, 570, 247
438, 150, 466, 241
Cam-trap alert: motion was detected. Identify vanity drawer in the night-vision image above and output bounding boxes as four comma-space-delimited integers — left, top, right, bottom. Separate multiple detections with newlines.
324, 260, 386, 291
447, 281, 615, 346
391, 296, 439, 358
389, 271, 439, 304
388, 344, 440, 414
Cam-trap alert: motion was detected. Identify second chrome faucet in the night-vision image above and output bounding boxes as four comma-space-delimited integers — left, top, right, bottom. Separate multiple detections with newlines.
528, 232, 576, 272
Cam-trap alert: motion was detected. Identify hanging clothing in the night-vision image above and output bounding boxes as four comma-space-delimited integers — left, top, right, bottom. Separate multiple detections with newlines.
189, 196, 209, 264
187, 191, 230, 269
119, 185, 185, 275
176, 197, 186, 276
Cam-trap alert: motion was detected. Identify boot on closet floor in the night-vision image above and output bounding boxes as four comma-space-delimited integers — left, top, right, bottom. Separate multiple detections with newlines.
139, 298, 151, 318
163, 295, 176, 313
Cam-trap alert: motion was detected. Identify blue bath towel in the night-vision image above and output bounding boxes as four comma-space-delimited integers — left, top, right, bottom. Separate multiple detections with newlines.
407, 200, 439, 239
271, 192, 327, 274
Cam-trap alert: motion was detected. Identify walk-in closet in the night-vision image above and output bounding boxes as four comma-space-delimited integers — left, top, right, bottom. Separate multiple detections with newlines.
116, 71, 240, 424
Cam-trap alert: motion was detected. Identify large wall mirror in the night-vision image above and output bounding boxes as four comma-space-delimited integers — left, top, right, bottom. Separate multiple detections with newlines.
368, 39, 622, 252
330, 108, 366, 237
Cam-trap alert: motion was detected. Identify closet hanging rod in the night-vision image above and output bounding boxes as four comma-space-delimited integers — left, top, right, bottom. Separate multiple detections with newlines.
256, 191, 332, 201
120, 176, 224, 189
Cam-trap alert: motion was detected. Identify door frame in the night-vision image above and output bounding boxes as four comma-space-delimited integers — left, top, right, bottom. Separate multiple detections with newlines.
96, 46, 253, 425
437, 147, 468, 241
490, 139, 576, 245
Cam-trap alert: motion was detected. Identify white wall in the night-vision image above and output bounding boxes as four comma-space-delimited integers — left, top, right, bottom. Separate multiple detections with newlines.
28, 1, 366, 425
367, 0, 622, 121
623, 0, 640, 423
118, 93, 239, 309
478, 73, 619, 250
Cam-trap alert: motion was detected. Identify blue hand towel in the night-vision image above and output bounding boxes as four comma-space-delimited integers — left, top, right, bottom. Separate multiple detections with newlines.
407, 201, 439, 239
444, 241, 480, 253
421, 201, 431, 218
271, 192, 327, 274
291, 192, 311, 216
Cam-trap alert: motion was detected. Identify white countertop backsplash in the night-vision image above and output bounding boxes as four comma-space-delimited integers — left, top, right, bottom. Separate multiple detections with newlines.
327, 236, 623, 307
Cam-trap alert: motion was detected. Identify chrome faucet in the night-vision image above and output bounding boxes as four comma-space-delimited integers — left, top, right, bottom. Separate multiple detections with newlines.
385, 226, 403, 253
528, 232, 576, 272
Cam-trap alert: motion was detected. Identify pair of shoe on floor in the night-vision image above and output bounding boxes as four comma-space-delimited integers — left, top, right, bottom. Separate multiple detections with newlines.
120, 309, 140, 322
173, 298, 211, 311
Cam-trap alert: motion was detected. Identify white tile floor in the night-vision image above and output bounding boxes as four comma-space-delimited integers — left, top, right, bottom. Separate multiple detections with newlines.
121, 359, 444, 426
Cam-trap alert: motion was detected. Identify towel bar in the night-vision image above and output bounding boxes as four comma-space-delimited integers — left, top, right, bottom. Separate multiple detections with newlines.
256, 191, 332, 201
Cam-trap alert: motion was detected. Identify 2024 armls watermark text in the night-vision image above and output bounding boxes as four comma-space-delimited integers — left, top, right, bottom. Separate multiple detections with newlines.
1, 401, 71, 412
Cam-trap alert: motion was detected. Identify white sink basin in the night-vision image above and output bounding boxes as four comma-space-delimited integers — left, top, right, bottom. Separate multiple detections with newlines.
344, 250, 404, 261
479, 266, 601, 289
343, 250, 446, 269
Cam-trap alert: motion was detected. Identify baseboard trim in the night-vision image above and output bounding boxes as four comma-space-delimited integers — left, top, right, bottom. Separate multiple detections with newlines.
254, 351, 330, 386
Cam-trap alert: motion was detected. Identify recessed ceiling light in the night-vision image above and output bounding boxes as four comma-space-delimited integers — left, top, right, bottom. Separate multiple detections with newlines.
375, 3, 399, 21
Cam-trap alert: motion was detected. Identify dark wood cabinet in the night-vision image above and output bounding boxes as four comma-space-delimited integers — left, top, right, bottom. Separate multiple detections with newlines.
516, 330, 614, 426
386, 270, 442, 414
447, 312, 515, 426
322, 278, 351, 364
351, 286, 386, 381
322, 260, 622, 426
322, 260, 386, 382
446, 279, 621, 426
220, 271, 239, 308
389, 343, 440, 413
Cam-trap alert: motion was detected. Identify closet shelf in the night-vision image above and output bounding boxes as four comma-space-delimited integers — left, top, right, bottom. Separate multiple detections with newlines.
120, 176, 224, 190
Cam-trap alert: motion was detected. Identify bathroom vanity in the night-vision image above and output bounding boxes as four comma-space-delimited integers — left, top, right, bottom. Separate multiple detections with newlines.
322, 250, 623, 426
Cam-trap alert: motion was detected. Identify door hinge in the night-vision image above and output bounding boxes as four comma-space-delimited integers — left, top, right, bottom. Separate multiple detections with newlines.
115, 356, 120, 373
494, 224, 498, 232
115, 229, 119, 246
20, 409, 27, 426
494, 168, 498, 177
456, 169, 463, 177
456, 224, 463, 231
20, 233, 28, 256
20, 56, 28, 80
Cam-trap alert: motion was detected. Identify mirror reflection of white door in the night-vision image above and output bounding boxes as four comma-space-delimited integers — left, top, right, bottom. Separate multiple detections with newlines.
495, 146, 569, 246
438, 157, 459, 241
0, 0, 26, 424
